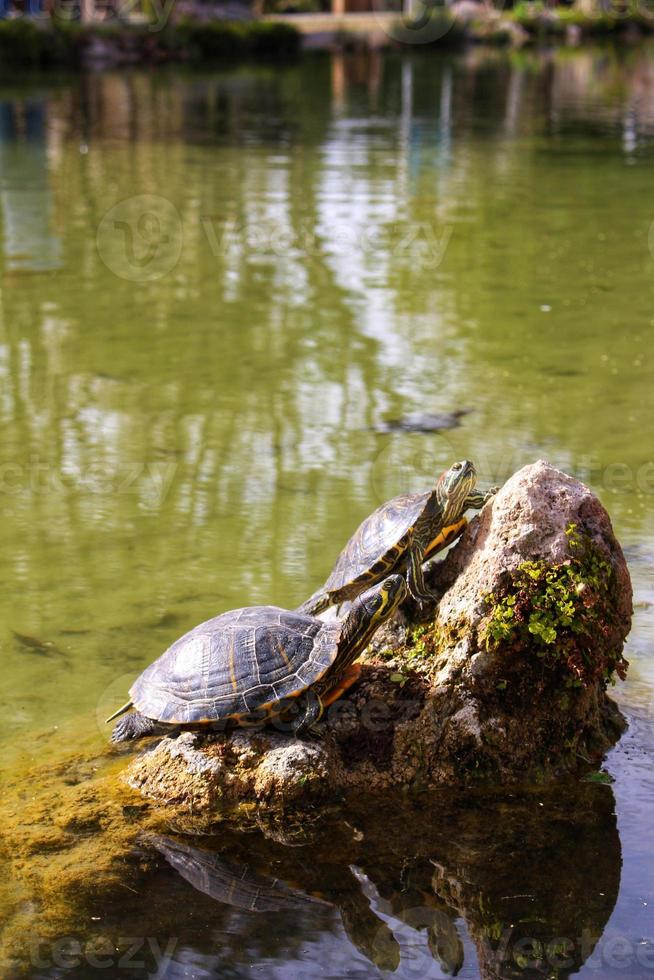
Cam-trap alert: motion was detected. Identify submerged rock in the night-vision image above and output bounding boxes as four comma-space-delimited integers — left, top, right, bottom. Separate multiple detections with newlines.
125, 461, 631, 816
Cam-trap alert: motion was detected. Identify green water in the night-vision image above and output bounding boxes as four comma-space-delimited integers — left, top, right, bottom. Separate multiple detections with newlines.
1, 45, 653, 978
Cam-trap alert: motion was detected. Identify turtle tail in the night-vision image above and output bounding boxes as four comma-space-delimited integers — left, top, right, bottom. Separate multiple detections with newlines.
105, 700, 133, 724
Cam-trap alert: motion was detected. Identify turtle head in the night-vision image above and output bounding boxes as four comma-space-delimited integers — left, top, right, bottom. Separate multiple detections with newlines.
437, 459, 476, 510
358, 573, 407, 626
341, 574, 407, 658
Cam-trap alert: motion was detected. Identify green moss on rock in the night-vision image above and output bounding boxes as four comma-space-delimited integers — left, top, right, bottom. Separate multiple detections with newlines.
396, 618, 470, 671
483, 525, 628, 687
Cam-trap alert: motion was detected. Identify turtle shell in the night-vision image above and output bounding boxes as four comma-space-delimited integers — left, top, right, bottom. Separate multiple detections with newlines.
129, 606, 340, 725
323, 490, 432, 595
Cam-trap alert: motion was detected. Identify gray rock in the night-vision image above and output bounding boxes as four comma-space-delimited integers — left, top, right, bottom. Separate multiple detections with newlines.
433, 459, 632, 628
127, 727, 341, 813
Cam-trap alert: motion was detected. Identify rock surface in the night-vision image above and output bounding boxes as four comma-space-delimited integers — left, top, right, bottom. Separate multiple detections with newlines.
127, 730, 339, 812
125, 461, 631, 816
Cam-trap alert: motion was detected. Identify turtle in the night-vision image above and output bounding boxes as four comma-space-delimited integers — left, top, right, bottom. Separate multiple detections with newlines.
298, 459, 497, 616
107, 573, 407, 743
373, 409, 471, 434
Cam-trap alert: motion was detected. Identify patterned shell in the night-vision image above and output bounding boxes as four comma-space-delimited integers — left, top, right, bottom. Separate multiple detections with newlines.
323, 490, 430, 592
130, 606, 340, 724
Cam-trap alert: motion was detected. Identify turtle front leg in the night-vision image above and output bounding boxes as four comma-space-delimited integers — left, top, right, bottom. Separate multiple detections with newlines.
406, 543, 440, 604
296, 590, 332, 616
111, 711, 173, 743
463, 486, 499, 510
289, 689, 325, 736
425, 518, 467, 560
321, 662, 362, 708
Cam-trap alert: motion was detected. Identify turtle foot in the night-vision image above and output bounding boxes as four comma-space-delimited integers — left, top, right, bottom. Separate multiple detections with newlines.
111, 711, 164, 743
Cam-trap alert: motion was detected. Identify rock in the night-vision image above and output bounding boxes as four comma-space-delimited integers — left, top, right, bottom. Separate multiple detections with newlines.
124, 461, 631, 817
127, 730, 341, 812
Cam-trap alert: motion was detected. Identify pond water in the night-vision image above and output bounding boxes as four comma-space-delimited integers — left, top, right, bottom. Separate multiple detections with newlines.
0, 44, 653, 979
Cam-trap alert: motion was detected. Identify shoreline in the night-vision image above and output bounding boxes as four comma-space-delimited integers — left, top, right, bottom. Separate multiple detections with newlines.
269, 6, 654, 51
0, 8, 654, 70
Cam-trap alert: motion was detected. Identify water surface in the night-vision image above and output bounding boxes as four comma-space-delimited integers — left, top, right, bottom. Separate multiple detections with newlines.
0, 45, 653, 978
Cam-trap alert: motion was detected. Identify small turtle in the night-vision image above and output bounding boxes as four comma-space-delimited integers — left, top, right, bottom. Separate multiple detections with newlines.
107, 574, 407, 743
298, 460, 497, 616
373, 410, 470, 434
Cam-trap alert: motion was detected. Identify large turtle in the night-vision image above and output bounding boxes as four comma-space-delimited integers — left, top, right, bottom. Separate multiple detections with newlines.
107, 574, 407, 742
298, 460, 497, 616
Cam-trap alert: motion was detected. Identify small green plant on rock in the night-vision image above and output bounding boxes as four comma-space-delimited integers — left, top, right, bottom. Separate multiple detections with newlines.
484, 525, 628, 687
405, 625, 431, 663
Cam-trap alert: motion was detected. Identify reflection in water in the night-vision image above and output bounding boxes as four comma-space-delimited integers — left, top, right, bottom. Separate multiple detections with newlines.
0, 97, 61, 272
135, 785, 620, 979
149, 834, 328, 913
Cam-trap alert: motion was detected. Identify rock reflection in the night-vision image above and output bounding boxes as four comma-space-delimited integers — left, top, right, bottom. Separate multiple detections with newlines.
141, 781, 620, 978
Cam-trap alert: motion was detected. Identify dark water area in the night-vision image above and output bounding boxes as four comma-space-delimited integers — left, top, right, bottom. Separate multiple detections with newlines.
27, 786, 626, 979
0, 44, 653, 978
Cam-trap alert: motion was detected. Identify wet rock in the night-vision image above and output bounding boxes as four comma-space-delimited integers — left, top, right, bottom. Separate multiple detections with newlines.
127, 730, 341, 811
125, 461, 631, 815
